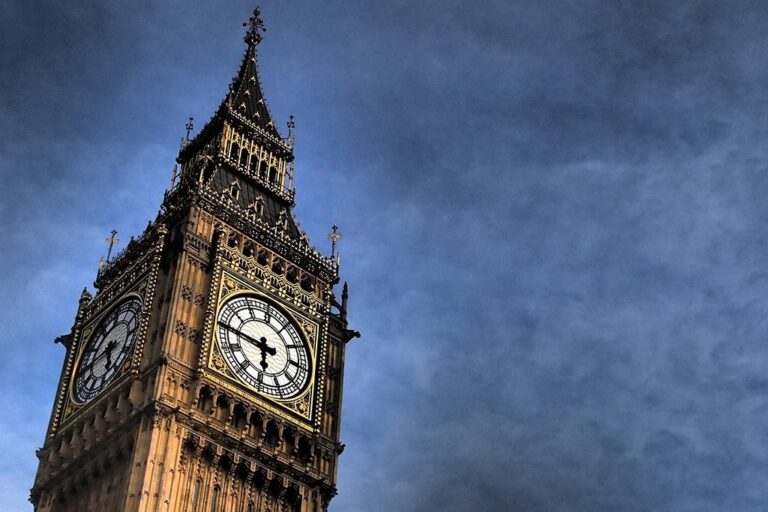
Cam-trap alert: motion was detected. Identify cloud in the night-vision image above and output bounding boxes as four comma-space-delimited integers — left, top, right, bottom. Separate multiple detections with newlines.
2, 1, 768, 511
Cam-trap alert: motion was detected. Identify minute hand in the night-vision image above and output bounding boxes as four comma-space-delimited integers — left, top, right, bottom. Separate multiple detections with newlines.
219, 323, 277, 370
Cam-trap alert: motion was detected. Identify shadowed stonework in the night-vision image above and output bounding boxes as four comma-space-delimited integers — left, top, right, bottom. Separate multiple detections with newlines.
29, 7, 359, 511
2, 1, 768, 511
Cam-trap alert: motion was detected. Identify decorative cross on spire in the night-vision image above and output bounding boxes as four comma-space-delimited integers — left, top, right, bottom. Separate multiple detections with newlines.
244, 6, 266, 45
105, 229, 120, 262
286, 114, 296, 147
184, 116, 194, 141
328, 224, 342, 259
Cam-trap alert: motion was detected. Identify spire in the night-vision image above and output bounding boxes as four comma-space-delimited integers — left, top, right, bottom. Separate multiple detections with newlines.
225, 6, 281, 139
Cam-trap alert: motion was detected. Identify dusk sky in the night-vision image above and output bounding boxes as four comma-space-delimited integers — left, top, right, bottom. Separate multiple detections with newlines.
2, 1, 768, 510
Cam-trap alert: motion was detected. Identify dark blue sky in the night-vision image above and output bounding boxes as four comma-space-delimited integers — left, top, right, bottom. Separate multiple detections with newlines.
2, 1, 768, 510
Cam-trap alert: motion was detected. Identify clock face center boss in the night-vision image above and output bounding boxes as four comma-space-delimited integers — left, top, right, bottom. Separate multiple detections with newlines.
216, 295, 311, 400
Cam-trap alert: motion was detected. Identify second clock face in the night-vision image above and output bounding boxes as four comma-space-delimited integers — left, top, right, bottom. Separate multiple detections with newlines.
74, 296, 142, 404
217, 295, 310, 399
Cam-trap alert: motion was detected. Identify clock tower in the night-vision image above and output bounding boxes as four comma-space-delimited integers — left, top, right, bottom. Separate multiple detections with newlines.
31, 8, 360, 512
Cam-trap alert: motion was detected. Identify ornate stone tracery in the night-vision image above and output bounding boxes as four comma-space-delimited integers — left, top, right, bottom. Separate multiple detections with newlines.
32, 8, 358, 512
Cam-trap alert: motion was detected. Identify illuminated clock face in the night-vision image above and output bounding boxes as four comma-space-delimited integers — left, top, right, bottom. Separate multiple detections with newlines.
217, 295, 310, 399
74, 297, 142, 404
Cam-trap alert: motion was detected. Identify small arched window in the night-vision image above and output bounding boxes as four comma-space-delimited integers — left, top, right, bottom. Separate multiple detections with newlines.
248, 411, 262, 438
215, 395, 230, 423
229, 142, 240, 162
242, 240, 255, 258
239, 148, 249, 167
265, 420, 280, 447
231, 403, 248, 430
228, 180, 240, 201
210, 485, 220, 512
191, 479, 202, 512
196, 387, 213, 413
227, 231, 240, 249
248, 196, 265, 218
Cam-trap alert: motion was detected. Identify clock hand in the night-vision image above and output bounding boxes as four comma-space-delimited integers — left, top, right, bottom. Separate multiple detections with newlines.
82, 339, 119, 373
104, 339, 117, 369
81, 348, 109, 371
219, 322, 277, 370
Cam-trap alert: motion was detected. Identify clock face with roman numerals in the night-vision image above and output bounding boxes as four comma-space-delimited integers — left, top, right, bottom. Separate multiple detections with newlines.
217, 295, 310, 399
73, 297, 142, 404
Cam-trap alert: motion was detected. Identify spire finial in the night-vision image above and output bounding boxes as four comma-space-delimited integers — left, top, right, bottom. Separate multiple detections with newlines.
286, 114, 296, 146
179, 116, 194, 151
184, 116, 194, 141
105, 229, 120, 262
244, 7, 266, 45
328, 224, 342, 260
287, 114, 295, 137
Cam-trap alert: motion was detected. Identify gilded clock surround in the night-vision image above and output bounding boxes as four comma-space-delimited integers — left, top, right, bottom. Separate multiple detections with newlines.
203, 272, 321, 427
56, 226, 166, 428
70, 294, 144, 405
31, 8, 360, 512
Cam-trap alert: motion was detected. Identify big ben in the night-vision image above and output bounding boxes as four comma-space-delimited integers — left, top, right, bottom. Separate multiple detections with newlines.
30, 7, 360, 512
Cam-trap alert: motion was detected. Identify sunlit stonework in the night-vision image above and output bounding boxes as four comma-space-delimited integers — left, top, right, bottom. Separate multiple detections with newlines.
31, 7, 360, 511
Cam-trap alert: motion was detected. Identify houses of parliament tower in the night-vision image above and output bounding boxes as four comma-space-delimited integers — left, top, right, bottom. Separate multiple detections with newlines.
31, 7, 360, 511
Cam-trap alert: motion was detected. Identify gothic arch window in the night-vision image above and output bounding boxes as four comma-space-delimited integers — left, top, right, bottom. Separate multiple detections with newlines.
282, 427, 296, 454
229, 142, 240, 162
300, 275, 314, 293
265, 420, 280, 447
227, 231, 241, 249
268, 166, 277, 184
255, 195, 264, 215
242, 240, 255, 258
197, 386, 214, 413
240, 148, 250, 167
247, 196, 265, 219
231, 402, 247, 430
228, 180, 241, 201
256, 248, 269, 266
215, 395, 230, 423
297, 436, 312, 463
258, 160, 267, 180
191, 478, 202, 512
277, 210, 290, 231
247, 503, 254, 512
248, 411, 262, 438
210, 485, 220, 512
